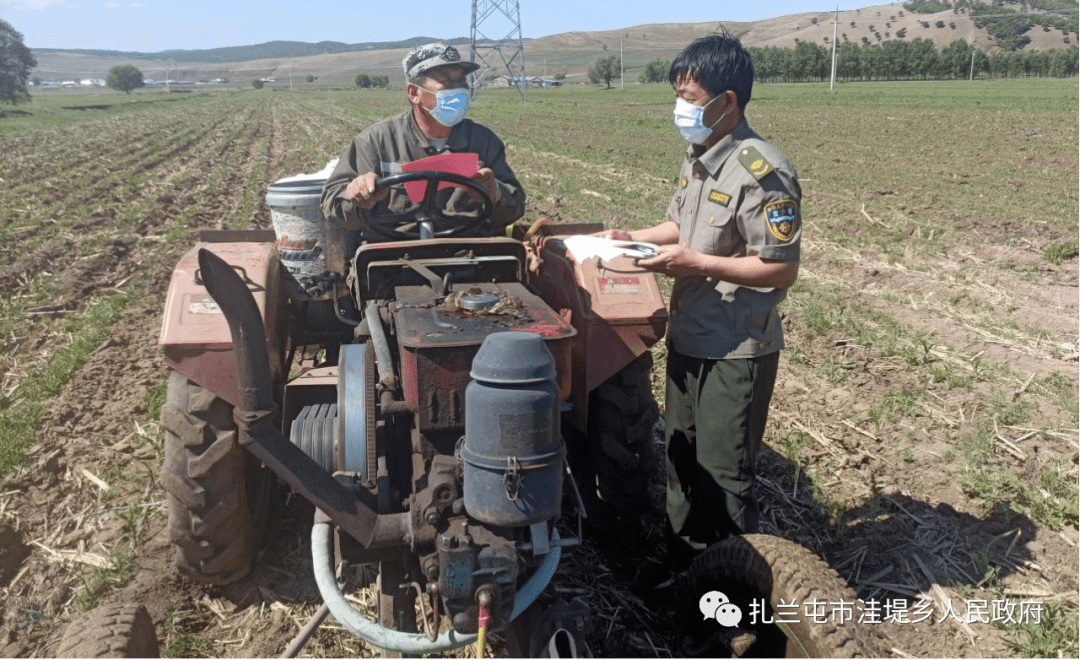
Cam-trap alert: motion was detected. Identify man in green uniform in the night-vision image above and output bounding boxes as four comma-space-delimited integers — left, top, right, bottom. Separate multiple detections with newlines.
602, 33, 801, 568
321, 43, 525, 240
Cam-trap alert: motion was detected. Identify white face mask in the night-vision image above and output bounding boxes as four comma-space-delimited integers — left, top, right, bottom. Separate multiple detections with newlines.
673, 95, 727, 145
416, 85, 471, 127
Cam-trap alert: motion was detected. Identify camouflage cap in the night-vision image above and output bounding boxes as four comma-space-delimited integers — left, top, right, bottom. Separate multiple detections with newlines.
402, 43, 480, 81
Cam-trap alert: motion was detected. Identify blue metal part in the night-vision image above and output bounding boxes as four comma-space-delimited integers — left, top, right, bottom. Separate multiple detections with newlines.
337, 343, 373, 478
461, 332, 565, 526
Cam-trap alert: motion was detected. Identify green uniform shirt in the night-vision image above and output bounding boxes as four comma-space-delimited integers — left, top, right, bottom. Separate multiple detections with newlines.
666, 119, 802, 360
321, 109, 526, 237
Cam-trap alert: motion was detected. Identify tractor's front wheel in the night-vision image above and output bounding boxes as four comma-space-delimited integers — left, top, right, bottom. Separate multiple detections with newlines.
580, 352, 660, 537
160, 371, 271, 584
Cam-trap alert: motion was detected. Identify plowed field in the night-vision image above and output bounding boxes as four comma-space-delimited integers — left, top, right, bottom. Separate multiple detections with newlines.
0, 81, 1076, 658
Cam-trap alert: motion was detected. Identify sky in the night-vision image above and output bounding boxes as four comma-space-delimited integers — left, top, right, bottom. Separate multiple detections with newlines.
1, 0, 849, 52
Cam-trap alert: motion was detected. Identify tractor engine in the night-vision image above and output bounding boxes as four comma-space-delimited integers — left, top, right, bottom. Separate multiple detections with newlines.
289, 260, 578, 638
434, 330, 565, 632
387, 280, 575, 635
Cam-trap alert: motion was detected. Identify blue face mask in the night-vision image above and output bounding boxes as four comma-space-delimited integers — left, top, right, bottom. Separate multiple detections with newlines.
673, 95, 726, 145
418, 86, 471, 127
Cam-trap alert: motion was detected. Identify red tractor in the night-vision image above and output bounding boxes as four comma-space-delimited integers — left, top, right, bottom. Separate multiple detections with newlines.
157, 171, 665, 655
156, 171, 880, 657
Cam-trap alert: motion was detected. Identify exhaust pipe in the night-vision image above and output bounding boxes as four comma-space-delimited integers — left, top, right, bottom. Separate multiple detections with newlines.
197, 248, 409, 549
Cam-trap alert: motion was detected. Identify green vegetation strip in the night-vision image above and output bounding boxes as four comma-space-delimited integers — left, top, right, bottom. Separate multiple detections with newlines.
0, 290, 133, 474
0, 97, 275, 478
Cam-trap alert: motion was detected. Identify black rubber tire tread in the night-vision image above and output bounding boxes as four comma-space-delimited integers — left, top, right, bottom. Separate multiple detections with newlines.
56, 603, 159, 658
684, 534, 888, 658
160, 370, 270, 585
582, 352, 660, 537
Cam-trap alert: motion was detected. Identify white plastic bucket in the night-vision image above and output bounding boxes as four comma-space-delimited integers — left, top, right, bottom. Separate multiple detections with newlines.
265, 178, 342, 280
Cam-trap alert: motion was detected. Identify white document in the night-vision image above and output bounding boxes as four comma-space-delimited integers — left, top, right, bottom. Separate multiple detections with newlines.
559, 235, 660, 262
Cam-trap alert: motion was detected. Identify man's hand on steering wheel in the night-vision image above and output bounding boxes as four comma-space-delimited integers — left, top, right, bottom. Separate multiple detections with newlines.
361, 170, 495, 240
346, 172, 390, 209
469, 167, 498, 204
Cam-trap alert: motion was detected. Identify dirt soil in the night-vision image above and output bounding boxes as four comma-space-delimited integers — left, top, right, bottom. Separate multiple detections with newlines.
2, 225, 1075, 659
0, 116, 1076, 659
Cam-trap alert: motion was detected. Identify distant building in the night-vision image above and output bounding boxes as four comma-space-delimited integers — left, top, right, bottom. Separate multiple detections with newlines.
500, 76, 561, 87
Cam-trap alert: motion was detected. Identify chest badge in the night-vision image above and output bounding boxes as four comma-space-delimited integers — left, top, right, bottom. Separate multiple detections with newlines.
680, 176, 688, 189
708, 189, 731, 207
764, 199, 799, 242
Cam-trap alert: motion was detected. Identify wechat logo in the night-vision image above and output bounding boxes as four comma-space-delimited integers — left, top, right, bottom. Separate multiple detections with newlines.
699, 590, 743, 627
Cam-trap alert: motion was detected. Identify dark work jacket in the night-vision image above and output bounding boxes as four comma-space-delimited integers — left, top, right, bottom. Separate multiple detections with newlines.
321, 108, 525, 239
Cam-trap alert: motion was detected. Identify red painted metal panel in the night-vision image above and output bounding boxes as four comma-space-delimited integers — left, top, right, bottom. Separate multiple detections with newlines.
527, 235, 668, 431
393, 282, 575, 433
159, 240, 285, 405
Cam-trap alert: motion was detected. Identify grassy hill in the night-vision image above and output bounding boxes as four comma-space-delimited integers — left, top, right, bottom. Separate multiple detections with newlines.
30, 36, 473, 64
29, 1, 1077, 85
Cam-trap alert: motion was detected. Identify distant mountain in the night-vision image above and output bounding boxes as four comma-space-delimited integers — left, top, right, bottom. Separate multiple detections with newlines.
28, 0, 1077, 83
31, 36, 474, 63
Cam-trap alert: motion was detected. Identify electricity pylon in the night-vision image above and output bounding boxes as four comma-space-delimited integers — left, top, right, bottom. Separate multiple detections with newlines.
470, 0, 527, 101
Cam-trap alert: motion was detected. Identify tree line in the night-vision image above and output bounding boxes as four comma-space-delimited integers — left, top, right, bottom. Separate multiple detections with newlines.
621, 38, 1075, 89
749, 40, 1078, 81
355, 74, 390, 89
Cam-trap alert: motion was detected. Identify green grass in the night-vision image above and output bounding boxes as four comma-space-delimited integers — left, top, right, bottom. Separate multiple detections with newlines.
143, 379, 168, 422
162, 600, 214, 658
868, 389, 922, 429
958, 424, 1077, 530
779, 430, 810, 463
999, 600, 1080, 658
1032, 371, 1080, 426
1044, 240, 1079, 264
0, 292, 131, 474
0, 90, 222, 133
72, 549, 138, 612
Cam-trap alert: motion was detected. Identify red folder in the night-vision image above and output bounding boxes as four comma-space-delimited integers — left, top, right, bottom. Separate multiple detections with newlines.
399, 152, 479, 204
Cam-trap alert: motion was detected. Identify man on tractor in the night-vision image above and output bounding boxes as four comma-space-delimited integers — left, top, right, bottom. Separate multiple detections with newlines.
321, 42, 526, 242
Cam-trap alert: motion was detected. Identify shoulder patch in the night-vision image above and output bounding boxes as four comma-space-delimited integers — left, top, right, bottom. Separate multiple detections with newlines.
708, 189, 731, 207
738, 146, 773, 181
763, 199, 799, 242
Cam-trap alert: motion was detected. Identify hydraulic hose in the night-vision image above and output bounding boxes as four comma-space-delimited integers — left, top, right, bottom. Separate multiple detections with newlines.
311, 521, 562, 654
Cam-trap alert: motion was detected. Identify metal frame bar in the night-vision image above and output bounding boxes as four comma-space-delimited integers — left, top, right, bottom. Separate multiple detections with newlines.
470, 0, 527, 101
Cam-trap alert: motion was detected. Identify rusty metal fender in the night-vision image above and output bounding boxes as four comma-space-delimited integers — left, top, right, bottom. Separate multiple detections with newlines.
158, 230, 287, 407
524, 230, 668, 433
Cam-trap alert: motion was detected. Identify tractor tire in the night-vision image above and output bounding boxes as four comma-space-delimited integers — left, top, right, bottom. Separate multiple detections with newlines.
581, 352, 660, 538
678, 534, 887, 658
160, 371, 271, 585
56, 603, 159, 658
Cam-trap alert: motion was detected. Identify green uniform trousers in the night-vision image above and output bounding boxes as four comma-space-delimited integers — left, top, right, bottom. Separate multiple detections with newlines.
665, 349, 779, 554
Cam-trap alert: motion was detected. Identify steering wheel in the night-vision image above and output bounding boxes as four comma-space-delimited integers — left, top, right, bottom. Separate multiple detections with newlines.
363, 171, 494, 241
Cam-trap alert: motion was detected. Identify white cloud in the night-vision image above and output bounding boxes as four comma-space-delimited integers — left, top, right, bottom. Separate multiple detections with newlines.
130, 1, 143, 5
104, 0, 119, 6
0, 0, 68, 9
